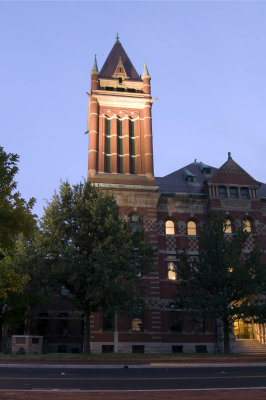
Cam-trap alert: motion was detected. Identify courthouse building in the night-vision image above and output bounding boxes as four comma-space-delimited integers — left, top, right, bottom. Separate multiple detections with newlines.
37, 38, 266, 353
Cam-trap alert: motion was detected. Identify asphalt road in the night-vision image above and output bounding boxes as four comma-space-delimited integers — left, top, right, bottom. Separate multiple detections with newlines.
1, 365, 266, 391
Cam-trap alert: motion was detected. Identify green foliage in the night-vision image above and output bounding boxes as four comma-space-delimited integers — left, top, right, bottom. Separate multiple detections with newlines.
0, 146, 36, 259
175, 212, 266, 353
37, 181, 155, 351
0, 146, 37, 349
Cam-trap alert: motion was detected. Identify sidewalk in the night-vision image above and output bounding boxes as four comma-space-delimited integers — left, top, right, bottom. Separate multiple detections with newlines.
1, 353, 266, 368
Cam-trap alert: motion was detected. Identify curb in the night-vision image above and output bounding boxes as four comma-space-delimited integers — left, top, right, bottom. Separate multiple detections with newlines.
1, 362, 266, 369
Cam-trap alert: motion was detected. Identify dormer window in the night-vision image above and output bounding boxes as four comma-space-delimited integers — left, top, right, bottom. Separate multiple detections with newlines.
183, 168, 196, 183
199, 162, 211, 175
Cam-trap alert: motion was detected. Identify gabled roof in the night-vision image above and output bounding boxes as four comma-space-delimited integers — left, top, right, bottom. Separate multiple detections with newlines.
100, 39, 141, 80
155, 161, 217, 195
210, 153, 258, 185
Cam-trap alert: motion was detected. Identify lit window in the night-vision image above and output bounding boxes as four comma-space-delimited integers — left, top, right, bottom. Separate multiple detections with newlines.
193, 312, 205, 333
165, 220, 175, 235
241, 188, 249, 199
218, 186, 227, 198
224, 219, 232, 234
243, 219, 252, 233
167, 256, 177, 280
131, 316, 144, 332
229, 187, 238, 199
187, 220, 197, 236
130, 214, 141, 230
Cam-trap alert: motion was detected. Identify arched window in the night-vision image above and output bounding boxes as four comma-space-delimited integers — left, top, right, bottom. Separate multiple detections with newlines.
165, 220, 175, 235
224, 219, 232, 234
242, 218, 252, 233
187, 220, 197, 236
130, 214, 141, 230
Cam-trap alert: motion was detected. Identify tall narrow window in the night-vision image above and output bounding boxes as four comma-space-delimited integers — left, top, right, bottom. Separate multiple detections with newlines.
59, 313, 69, 337
117, 118, 123, 173
224, 219, 232, 234
130, 214, 141, 231
187, 220, 197, 236
105, 117, 111, 173
193, 312, 205, 333
129, 119, 135, 174
170, 311, 182, 333
229, 187, 238, 199
165, 220, 175, 235
167, 256, 177, 280
102, 311, 114, 332
131, 314, 144, 332
218, 186, 227, 198
243, 218, 252, 233
241, 188, 249, 199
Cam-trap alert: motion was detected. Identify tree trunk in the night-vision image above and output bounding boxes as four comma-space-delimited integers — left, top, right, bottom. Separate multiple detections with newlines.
83, 311, 91, 353
223, 320, 231, 354
114, 310, 118, 354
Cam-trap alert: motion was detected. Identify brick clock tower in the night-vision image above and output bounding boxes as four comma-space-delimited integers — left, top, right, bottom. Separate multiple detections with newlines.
87, 37, 162, 353
87, 35, 156, 186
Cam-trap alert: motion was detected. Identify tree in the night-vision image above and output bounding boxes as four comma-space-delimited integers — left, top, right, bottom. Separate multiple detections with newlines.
174, 212, 266, 353
37, 181, 155, 353
0, 146, 36, 350
0, 147, 36, 259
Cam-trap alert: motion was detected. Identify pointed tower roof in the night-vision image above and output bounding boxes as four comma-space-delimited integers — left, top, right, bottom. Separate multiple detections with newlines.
100, 38, 141, 80
142, 60, 150, 78
91, 54, 98, 73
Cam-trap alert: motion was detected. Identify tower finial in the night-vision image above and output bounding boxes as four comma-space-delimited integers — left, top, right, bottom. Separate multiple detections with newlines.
228, 152, 232, 160
142, 59, 150, 78
116, 33, 120, 42
91, 54, 98, 73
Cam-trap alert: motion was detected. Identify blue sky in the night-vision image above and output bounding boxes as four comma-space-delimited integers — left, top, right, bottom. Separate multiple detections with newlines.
1, 1, 266, 218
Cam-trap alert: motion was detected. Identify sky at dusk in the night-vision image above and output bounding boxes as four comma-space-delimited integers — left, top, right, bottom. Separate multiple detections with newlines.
1, 0, 266, 218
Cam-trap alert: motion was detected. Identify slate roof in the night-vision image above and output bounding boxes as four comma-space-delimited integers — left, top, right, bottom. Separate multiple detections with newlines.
156, 160, 266, 200
155, 161, 217, 195
100, 39, 141, 80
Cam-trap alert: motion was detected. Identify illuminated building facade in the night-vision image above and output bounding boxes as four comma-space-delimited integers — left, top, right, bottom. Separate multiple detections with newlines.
85, 38, 266, 353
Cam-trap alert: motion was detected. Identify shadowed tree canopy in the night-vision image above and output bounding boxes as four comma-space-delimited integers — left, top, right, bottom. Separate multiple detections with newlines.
0, 146, 36, 350
174, 212, 266, 353
0, 146, 36, 260
37, 181, 155, 353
